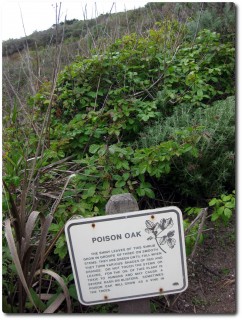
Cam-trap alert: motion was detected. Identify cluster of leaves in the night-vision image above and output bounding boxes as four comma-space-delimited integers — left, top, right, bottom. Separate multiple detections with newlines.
209, 191, 235, 224
156, 29, 235, 113
50, 138, 199, 259
31, 27, 234, 157
184, 190, 235, 254
145, 218, 176, 253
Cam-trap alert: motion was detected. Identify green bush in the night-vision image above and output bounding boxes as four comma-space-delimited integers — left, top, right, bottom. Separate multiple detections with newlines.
136, 96, 235, 201
31, 27, 235, 159
156, 29, 235, 114
209, 191, 235, 224
187, 3, 236, 39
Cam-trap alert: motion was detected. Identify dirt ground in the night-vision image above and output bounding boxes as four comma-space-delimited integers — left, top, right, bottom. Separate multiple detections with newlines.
153, 218, 236, 314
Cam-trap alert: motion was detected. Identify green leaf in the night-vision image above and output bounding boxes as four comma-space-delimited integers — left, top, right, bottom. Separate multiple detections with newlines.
209, 198, 217, 206
224, 208, 232, 218
49, 223, 62, 232
217, 206, 225, 216
112, 188, 126, 195
68, 285, 78, 300
29, 288, 46, 312
102, 180, 110, 191
138, 162, 147, 174
87, 91, 97, 98
122, 161, 130, 170
164, 163, 170, 174
87, 186, 96, 197
221, 194, 232, 202
115, 180, 126, 188
197, 89, 203, 97
89, 144, 101, 154
225, 202, 235, 209
54, 245, 67, 260
211, 212, 219, 221
145, 188, 155, 199
123, 172, 130, 181
137, 186, 146, 197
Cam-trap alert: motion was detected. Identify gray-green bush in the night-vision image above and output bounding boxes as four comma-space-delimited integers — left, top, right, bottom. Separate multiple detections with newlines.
135, 96, 235, 201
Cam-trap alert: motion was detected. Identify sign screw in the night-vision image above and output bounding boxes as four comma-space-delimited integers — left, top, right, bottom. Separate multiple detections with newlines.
104, 295, 108, 300
91, 223, 95, 228
151, 215, 155, 219
159, 288, 163, 293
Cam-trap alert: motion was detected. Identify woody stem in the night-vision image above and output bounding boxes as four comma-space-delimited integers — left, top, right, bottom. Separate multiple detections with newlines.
155, 237, 166, 253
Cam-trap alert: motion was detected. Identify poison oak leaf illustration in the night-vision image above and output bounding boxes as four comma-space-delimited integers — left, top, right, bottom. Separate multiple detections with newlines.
145, 217, 176, 252
167, 230, 175, 237
167, 238, 176, 248
145, 220, 155, 229
160, 218, 173, 230
153, 223, 163, 236
158, 235, 167, 246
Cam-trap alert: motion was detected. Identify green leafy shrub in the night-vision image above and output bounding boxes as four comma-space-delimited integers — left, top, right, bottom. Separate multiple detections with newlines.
136, 96, 235, 201
183, 189, 235, 255
209, 191, 235, 224
31, 27, 235, 162
156, 29, 235, 114
187, 3, 236, 39
48, 137, 200, 260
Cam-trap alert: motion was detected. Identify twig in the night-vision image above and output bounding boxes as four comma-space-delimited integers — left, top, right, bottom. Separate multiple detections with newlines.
184, 208, 207, 236
50, 174, 76, 216
3, 72, 40, 137
170, 292, 182, 307
40, 155, 75, 173
185, 228, 214, 238
94, 75, 101, 111
215, 278, 235, 288
26, 36, 66, 200
200, 263, 222, 278
191, 208, 208, 258
19, 4, 36, 95
192, 3, 204, 45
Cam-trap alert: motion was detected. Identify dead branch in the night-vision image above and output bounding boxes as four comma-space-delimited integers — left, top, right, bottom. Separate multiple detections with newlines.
190, 208, 208, 258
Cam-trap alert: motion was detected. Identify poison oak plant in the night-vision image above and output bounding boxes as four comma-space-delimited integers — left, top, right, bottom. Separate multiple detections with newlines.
209, 191, 235, 224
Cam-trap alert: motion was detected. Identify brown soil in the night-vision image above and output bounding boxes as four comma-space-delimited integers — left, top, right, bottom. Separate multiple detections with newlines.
153, 219, 236, 314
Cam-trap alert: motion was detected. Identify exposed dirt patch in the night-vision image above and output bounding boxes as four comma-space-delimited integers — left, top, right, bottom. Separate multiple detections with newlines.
153, 219, 236, 314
